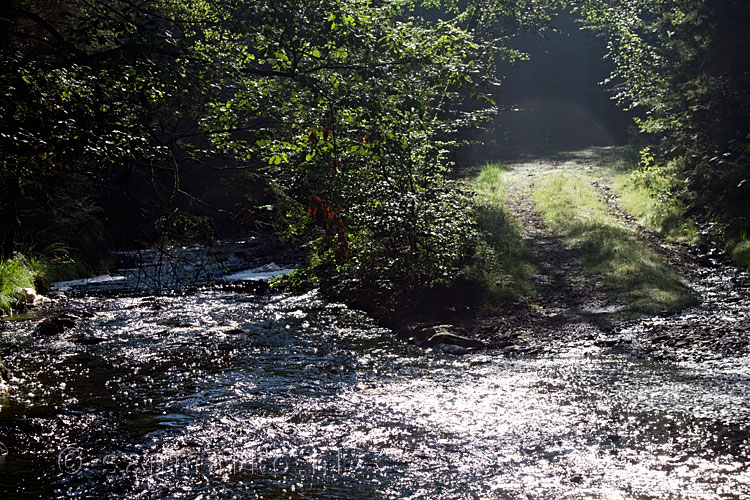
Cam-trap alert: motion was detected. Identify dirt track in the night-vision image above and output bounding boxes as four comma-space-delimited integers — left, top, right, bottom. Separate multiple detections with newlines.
470, 149, 750, 368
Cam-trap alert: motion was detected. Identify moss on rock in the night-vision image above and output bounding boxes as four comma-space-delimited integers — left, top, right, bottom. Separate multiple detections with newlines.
731, 240, 750, 269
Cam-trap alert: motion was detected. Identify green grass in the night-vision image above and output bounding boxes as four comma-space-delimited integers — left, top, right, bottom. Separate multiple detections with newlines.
0, 254, 40, 314
611, 174, 699, 244
533, 171, 697, 315
0, 252, 92, 315
599, 147, 699, 245
474, 162, 510, 199
465, 162, 536, 308
731, 239, 750, 269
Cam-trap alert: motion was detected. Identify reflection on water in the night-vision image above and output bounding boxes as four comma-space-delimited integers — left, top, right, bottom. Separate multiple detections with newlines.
1, 288, 749, 499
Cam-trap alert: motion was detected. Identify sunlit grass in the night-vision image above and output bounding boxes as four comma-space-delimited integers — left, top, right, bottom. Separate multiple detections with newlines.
533, 171, 696, 315
0, 255, 38, 314
597, 147, 699, 244
474, 162, 510, 199
611, 174, 699, 244
466, 162, 536, 309
731, 239, 750, 269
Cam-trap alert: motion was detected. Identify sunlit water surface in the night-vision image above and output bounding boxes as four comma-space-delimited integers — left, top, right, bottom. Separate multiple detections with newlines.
1, 288, 749, 499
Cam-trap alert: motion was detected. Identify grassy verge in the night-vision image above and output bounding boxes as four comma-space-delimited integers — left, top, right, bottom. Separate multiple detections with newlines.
0, 254, 43, 314
533, 171, 696, 315
611, 174, 699, 244
0, 252, 95, 315
604, 147, 750, 270
604, 148, 699, 244
464, 162, 536, 309
731, 239, 750, 268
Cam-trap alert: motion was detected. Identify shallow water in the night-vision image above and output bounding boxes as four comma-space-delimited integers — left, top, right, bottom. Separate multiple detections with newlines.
1, 286, 749, 499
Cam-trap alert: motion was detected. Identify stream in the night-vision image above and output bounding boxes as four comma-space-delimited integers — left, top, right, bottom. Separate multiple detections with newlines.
1, 250, 749, 498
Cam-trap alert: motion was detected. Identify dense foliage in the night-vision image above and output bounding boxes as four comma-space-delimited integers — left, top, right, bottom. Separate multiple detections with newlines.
189, 0, 566, 305
0, 0, 229, 264
577, 0, 750, 245
1, 0, 562, 305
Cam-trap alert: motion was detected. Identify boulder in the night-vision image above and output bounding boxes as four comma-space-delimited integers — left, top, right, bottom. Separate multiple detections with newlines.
0, 358, 8, 382
35, 315, 76, 336
19, 287, 51, 307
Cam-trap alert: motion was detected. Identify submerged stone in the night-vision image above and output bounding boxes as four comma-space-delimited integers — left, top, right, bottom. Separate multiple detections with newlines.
397, 322, 486, 352
425, 332, 486, 351
34, 315, 76, 336
65, 333, 104, 345
432, 343, 472, 355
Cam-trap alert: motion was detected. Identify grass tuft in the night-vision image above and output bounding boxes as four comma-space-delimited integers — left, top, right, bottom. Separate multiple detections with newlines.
0, 255, 39, 314
731, 239, 750, 269
533, 171, 696, 315
0, 252, 84, 315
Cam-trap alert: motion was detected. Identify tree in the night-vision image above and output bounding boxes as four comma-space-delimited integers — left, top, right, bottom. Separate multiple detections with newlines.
577, 0, 750, 237
194, 0, 560, 304
0, 1, 181, 257
2, 0, 561, 303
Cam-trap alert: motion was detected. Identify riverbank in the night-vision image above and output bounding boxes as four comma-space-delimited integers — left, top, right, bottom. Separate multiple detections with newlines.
268, 147, 750, 364
5, 149, 748, 366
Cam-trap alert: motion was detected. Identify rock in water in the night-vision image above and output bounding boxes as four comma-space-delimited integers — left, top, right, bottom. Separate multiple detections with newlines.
397, 322, 456, 343
0, 358, 8, 382
20, 287, 51, 307
432, 343, 472, 356
425, 332, 486, 351
397, 322, 486, 352
21, 287, 36, 305
35, 315, 76, 336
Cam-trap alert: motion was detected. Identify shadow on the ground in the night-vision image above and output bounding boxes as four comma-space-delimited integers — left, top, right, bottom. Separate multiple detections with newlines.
470, 179, 625, 351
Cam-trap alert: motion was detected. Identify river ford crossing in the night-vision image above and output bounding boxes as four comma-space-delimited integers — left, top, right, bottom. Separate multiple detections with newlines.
1, 269, 749, 499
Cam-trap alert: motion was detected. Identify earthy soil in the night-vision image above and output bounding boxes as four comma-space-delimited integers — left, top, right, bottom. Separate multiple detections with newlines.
468, 148, 750, 365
